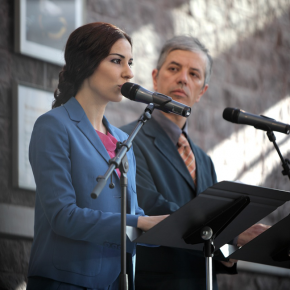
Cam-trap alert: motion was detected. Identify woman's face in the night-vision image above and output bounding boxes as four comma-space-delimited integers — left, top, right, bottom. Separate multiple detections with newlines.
85, 38, 134, 104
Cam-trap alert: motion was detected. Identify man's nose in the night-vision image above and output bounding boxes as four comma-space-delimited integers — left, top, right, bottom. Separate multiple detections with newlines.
176, 69, 188, 85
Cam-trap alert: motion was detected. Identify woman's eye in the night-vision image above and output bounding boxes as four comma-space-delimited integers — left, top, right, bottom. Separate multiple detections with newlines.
112, 59, 121, 64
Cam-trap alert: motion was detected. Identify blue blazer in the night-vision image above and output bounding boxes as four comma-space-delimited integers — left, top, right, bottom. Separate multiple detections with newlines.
28, 97, 144, 289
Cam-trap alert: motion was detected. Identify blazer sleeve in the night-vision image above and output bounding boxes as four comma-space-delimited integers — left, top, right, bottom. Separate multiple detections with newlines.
29, 114, 140, 246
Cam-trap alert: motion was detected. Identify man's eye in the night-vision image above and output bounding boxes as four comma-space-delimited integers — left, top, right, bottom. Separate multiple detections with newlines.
112, 59, 121, 64
190, 72, 199, 78
169, 67, 177, 71
129, 62, 133, 67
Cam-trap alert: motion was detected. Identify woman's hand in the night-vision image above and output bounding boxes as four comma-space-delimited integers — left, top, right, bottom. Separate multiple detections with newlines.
137, 215, 169, 232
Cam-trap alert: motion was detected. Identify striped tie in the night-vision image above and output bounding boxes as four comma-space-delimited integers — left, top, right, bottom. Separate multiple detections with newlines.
177, 133, 197, 186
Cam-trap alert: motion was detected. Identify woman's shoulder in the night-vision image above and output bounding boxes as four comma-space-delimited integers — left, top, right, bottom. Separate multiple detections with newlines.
37, 105, 68, 123
33, 106, 70, 136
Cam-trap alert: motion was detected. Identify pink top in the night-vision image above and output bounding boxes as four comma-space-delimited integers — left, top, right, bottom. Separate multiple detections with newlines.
96, 130, 121, 178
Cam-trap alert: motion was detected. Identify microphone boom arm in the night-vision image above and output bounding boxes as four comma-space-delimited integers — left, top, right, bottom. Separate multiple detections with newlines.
266, 130, 290, 180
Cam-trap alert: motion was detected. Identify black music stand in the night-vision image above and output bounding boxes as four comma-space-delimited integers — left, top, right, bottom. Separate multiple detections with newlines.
127, 181, 290, 290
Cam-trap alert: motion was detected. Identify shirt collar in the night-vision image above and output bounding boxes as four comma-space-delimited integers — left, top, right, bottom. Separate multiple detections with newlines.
152, 110, 189, 146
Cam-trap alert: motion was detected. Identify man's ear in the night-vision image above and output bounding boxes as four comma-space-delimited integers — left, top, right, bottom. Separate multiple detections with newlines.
152, 69, 159, 91
196, 84, 209, 103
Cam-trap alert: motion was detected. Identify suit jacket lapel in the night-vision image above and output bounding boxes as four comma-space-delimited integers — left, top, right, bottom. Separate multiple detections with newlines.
143, 119, 196, 191
63, 97, 110, 164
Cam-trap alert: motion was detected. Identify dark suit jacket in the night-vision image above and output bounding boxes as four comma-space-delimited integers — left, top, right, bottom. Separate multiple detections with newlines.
122, 117, 236, 289
28, 97, 144, 289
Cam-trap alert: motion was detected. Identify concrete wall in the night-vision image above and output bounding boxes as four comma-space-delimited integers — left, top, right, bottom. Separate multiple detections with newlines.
0, 0, 290, 289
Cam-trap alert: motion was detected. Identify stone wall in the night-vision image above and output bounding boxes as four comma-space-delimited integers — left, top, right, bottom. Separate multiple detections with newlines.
0, 0, 289, 289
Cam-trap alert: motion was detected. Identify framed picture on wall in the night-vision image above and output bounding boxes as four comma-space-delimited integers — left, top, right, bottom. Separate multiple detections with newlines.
14, 0, 85, 66
12, 82, 54, 191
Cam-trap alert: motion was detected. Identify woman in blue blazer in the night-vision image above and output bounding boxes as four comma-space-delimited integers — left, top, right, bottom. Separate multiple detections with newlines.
27, 22, 167, 290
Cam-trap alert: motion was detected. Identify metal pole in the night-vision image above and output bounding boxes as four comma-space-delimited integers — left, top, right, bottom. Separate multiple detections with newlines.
205, 256, 213, 290
201, 226, 214, 290
119, 156, 129, 290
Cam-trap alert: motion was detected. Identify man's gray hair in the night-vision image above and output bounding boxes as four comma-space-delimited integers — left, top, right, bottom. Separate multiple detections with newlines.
156, 35, 213, 86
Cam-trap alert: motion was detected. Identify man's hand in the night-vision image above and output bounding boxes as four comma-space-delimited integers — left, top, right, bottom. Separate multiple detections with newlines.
221, 223, 270, 268
237, 223, 271, 247
221, 259, 238, 268
137, 215, 169, 232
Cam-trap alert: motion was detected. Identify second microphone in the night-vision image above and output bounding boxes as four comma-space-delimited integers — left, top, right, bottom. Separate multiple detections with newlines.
121, 82, 191, 117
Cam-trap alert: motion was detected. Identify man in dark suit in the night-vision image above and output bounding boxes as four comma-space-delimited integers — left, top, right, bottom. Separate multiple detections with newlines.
121, 36, 268, 289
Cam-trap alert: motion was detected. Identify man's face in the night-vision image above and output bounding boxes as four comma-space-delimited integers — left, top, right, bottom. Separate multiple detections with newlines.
152, 49, 208, 108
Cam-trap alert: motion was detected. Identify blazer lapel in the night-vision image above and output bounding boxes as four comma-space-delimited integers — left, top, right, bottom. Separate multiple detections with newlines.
63, 97, 110, 164
143, 119, 196, 191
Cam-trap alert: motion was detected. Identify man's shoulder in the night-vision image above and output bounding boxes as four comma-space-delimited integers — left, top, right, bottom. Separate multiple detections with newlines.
121, 119, 160, 137
121, 119, 166, 149
120, 120, 139, 134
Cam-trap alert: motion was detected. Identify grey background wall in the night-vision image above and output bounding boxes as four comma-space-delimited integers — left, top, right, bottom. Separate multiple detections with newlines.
0, 0, 290, 289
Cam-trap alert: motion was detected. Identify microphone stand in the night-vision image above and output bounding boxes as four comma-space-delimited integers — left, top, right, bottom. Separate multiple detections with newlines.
90, 103, 155, 290
266, 130, 290, 180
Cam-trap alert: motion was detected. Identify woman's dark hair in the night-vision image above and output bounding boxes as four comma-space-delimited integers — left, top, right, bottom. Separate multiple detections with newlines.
52, 22, 132, 108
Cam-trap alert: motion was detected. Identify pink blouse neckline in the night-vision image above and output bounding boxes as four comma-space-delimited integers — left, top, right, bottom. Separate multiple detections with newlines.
96, 130, 121, 177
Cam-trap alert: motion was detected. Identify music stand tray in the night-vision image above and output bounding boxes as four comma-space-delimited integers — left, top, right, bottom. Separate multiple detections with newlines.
128, 181, 290, 251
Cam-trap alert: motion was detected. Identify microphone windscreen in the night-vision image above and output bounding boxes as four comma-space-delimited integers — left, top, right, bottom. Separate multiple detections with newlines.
121, 82, 140, 100
223, 108, 239, 123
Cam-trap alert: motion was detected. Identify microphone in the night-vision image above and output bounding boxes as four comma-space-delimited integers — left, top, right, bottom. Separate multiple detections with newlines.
121, 82, 191, 117
223, 107, 290, 135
